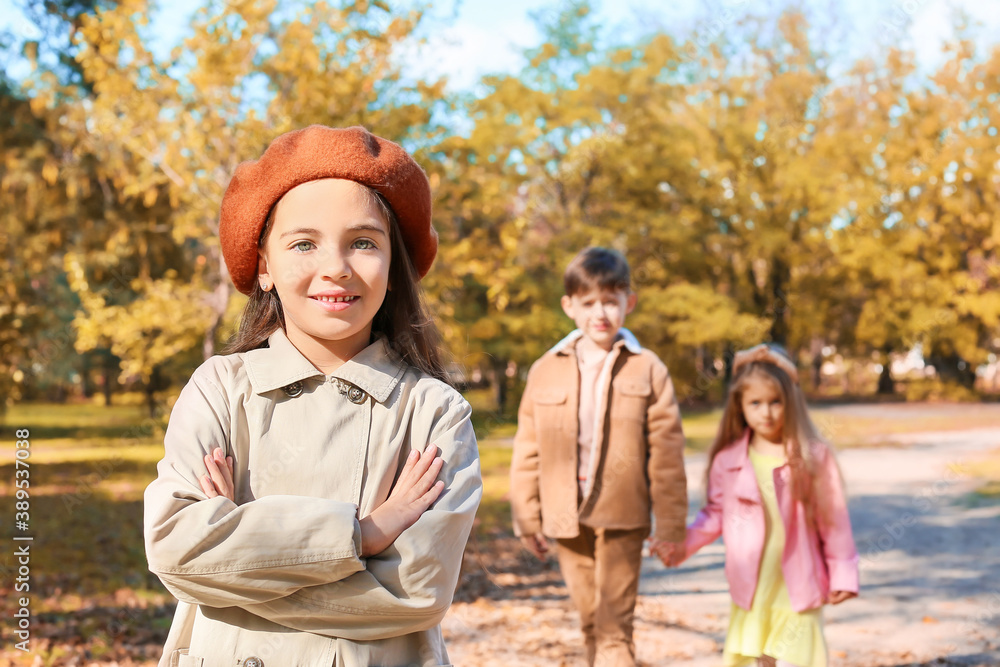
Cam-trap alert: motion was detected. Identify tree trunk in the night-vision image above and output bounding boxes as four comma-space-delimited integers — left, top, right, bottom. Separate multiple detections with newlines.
102, 352, 115, 407
204, 249, 233, 360
810, 337, 824, 392
493, 358, 509, 414
723, 342, 735, 388
146, 365, 162, 419
877, 347, 895, 395
927, 349, 976, 388
81, 353, 93, 398
768, 259, 790, 346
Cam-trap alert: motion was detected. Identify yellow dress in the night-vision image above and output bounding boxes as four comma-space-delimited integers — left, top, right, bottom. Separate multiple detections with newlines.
723, 448, 827, 667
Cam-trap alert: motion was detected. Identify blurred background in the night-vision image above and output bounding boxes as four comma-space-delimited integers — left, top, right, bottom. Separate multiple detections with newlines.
2, 0, 999, 414
1, 0, 999, 664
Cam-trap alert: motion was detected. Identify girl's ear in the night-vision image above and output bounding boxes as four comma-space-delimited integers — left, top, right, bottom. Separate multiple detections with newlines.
257, 252, 272, 292
625, 291, 638, 314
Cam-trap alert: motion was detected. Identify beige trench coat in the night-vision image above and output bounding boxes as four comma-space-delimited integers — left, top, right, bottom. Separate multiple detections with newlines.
144, 328, 482, 667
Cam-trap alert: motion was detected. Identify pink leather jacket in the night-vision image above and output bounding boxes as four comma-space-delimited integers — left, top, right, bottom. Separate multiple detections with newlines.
682, 430, 859, 612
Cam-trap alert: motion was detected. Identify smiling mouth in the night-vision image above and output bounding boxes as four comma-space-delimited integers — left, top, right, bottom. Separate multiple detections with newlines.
312, 295, 359, 303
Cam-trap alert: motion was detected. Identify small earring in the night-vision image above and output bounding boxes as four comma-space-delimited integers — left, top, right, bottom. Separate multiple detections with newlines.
260, 280, 270, 291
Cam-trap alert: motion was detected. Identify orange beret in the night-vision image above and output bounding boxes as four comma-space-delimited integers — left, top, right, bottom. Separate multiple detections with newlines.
219, 125, 436, 295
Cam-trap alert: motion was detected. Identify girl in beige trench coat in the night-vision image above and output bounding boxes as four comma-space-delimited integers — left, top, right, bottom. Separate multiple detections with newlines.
143, 126, 482, 667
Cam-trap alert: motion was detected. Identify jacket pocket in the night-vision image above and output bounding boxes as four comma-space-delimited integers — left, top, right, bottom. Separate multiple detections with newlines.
534, 390, 567, 405
534, 389, 568, 433
612, 380, 650, 423
169, 650, 203, 667
615, 381, 651, 397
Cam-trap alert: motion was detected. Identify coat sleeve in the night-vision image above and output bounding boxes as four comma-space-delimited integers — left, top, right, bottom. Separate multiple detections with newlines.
646, 358, 688, 543
144, 361, 366, 607
509, 362, 543, 537
236, 391, 482, 641
680, 452, 725, 562
813, 443, 860, 594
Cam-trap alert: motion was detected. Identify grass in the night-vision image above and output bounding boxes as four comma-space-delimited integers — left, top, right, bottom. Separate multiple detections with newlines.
465, 392, 1000, 454
476, 443, 515, 537
470, 401, 1000, 540
677, 407, 724, 452
1, 397, 996, 665
6, 402, 166, 441
465, 387, 519, 442
0, 403, 165, 610
960, 448, 1000, 504
3, 399, 999, 604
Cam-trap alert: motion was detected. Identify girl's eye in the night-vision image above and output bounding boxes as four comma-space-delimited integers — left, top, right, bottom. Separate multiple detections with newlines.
353, 239, 377, 250
292, 241, 315, 252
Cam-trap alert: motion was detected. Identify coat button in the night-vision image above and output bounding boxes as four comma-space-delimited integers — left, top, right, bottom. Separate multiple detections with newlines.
241, 658, 264, 667
282, 381, 303, 398
347, 386, 366, 404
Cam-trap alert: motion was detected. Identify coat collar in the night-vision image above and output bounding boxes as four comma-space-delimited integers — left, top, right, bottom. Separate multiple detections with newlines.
550, 328, 642, 356
720, 429, 753, 470
721, 428, 790, 502
244, 327, 406, 403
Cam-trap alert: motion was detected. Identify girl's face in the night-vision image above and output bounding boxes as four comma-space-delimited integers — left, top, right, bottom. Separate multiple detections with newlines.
740, 375, 786, 444
258, 178, 391, 364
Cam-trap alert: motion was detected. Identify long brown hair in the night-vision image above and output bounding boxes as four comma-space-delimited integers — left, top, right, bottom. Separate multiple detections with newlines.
705, 349, 839, 520
222, 185, 450, 385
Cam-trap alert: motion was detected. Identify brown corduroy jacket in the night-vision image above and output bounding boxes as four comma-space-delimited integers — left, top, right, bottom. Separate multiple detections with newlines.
510, 330, 688, 543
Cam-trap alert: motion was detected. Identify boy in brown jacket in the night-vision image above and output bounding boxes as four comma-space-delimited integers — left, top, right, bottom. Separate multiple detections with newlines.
510, 247, 688, 667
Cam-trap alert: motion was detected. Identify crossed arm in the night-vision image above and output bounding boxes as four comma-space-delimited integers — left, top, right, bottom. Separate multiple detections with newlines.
144, 366, 482, 640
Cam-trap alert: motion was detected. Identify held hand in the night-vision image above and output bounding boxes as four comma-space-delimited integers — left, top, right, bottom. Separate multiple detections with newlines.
519, 533, 550, 560
828, 590, 857, 605
199, 447, 235, 501
650, 539, 685, 567
359, 443, 444, 557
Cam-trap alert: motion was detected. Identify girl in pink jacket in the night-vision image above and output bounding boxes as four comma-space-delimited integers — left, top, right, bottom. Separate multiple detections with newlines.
656, 344, 859, 667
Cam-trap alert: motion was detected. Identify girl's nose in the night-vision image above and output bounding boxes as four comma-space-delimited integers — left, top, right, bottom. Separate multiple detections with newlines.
320, 248, 352, 280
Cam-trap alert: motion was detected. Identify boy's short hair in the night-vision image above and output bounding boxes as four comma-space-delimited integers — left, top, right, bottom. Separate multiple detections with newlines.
563, 247, 631, 297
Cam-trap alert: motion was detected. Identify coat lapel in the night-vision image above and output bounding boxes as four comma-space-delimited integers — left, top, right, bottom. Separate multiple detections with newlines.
725, 430, 763, 504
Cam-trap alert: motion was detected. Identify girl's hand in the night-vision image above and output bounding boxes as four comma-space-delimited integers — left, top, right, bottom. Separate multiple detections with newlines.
199, 447, 235, 501
359, 443, 444, 557
519, 533, 550, 560
829, 590, 857, 604
650, 539, 685, 567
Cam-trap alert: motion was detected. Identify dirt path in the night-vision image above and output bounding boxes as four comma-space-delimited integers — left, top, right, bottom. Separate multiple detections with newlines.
445, 422, 1000, 666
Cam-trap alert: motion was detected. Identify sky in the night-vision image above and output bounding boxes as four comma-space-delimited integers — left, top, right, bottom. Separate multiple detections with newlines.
1, 0, 999, 91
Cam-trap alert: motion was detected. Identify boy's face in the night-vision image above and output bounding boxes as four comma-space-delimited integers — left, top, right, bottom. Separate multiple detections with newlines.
560, 286, 637, 351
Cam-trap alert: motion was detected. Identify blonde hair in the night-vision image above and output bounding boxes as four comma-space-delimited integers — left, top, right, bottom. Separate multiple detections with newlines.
705, 347, 842, 523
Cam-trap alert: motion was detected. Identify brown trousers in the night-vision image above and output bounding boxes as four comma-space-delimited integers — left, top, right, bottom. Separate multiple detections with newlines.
556, 525, 647, 667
